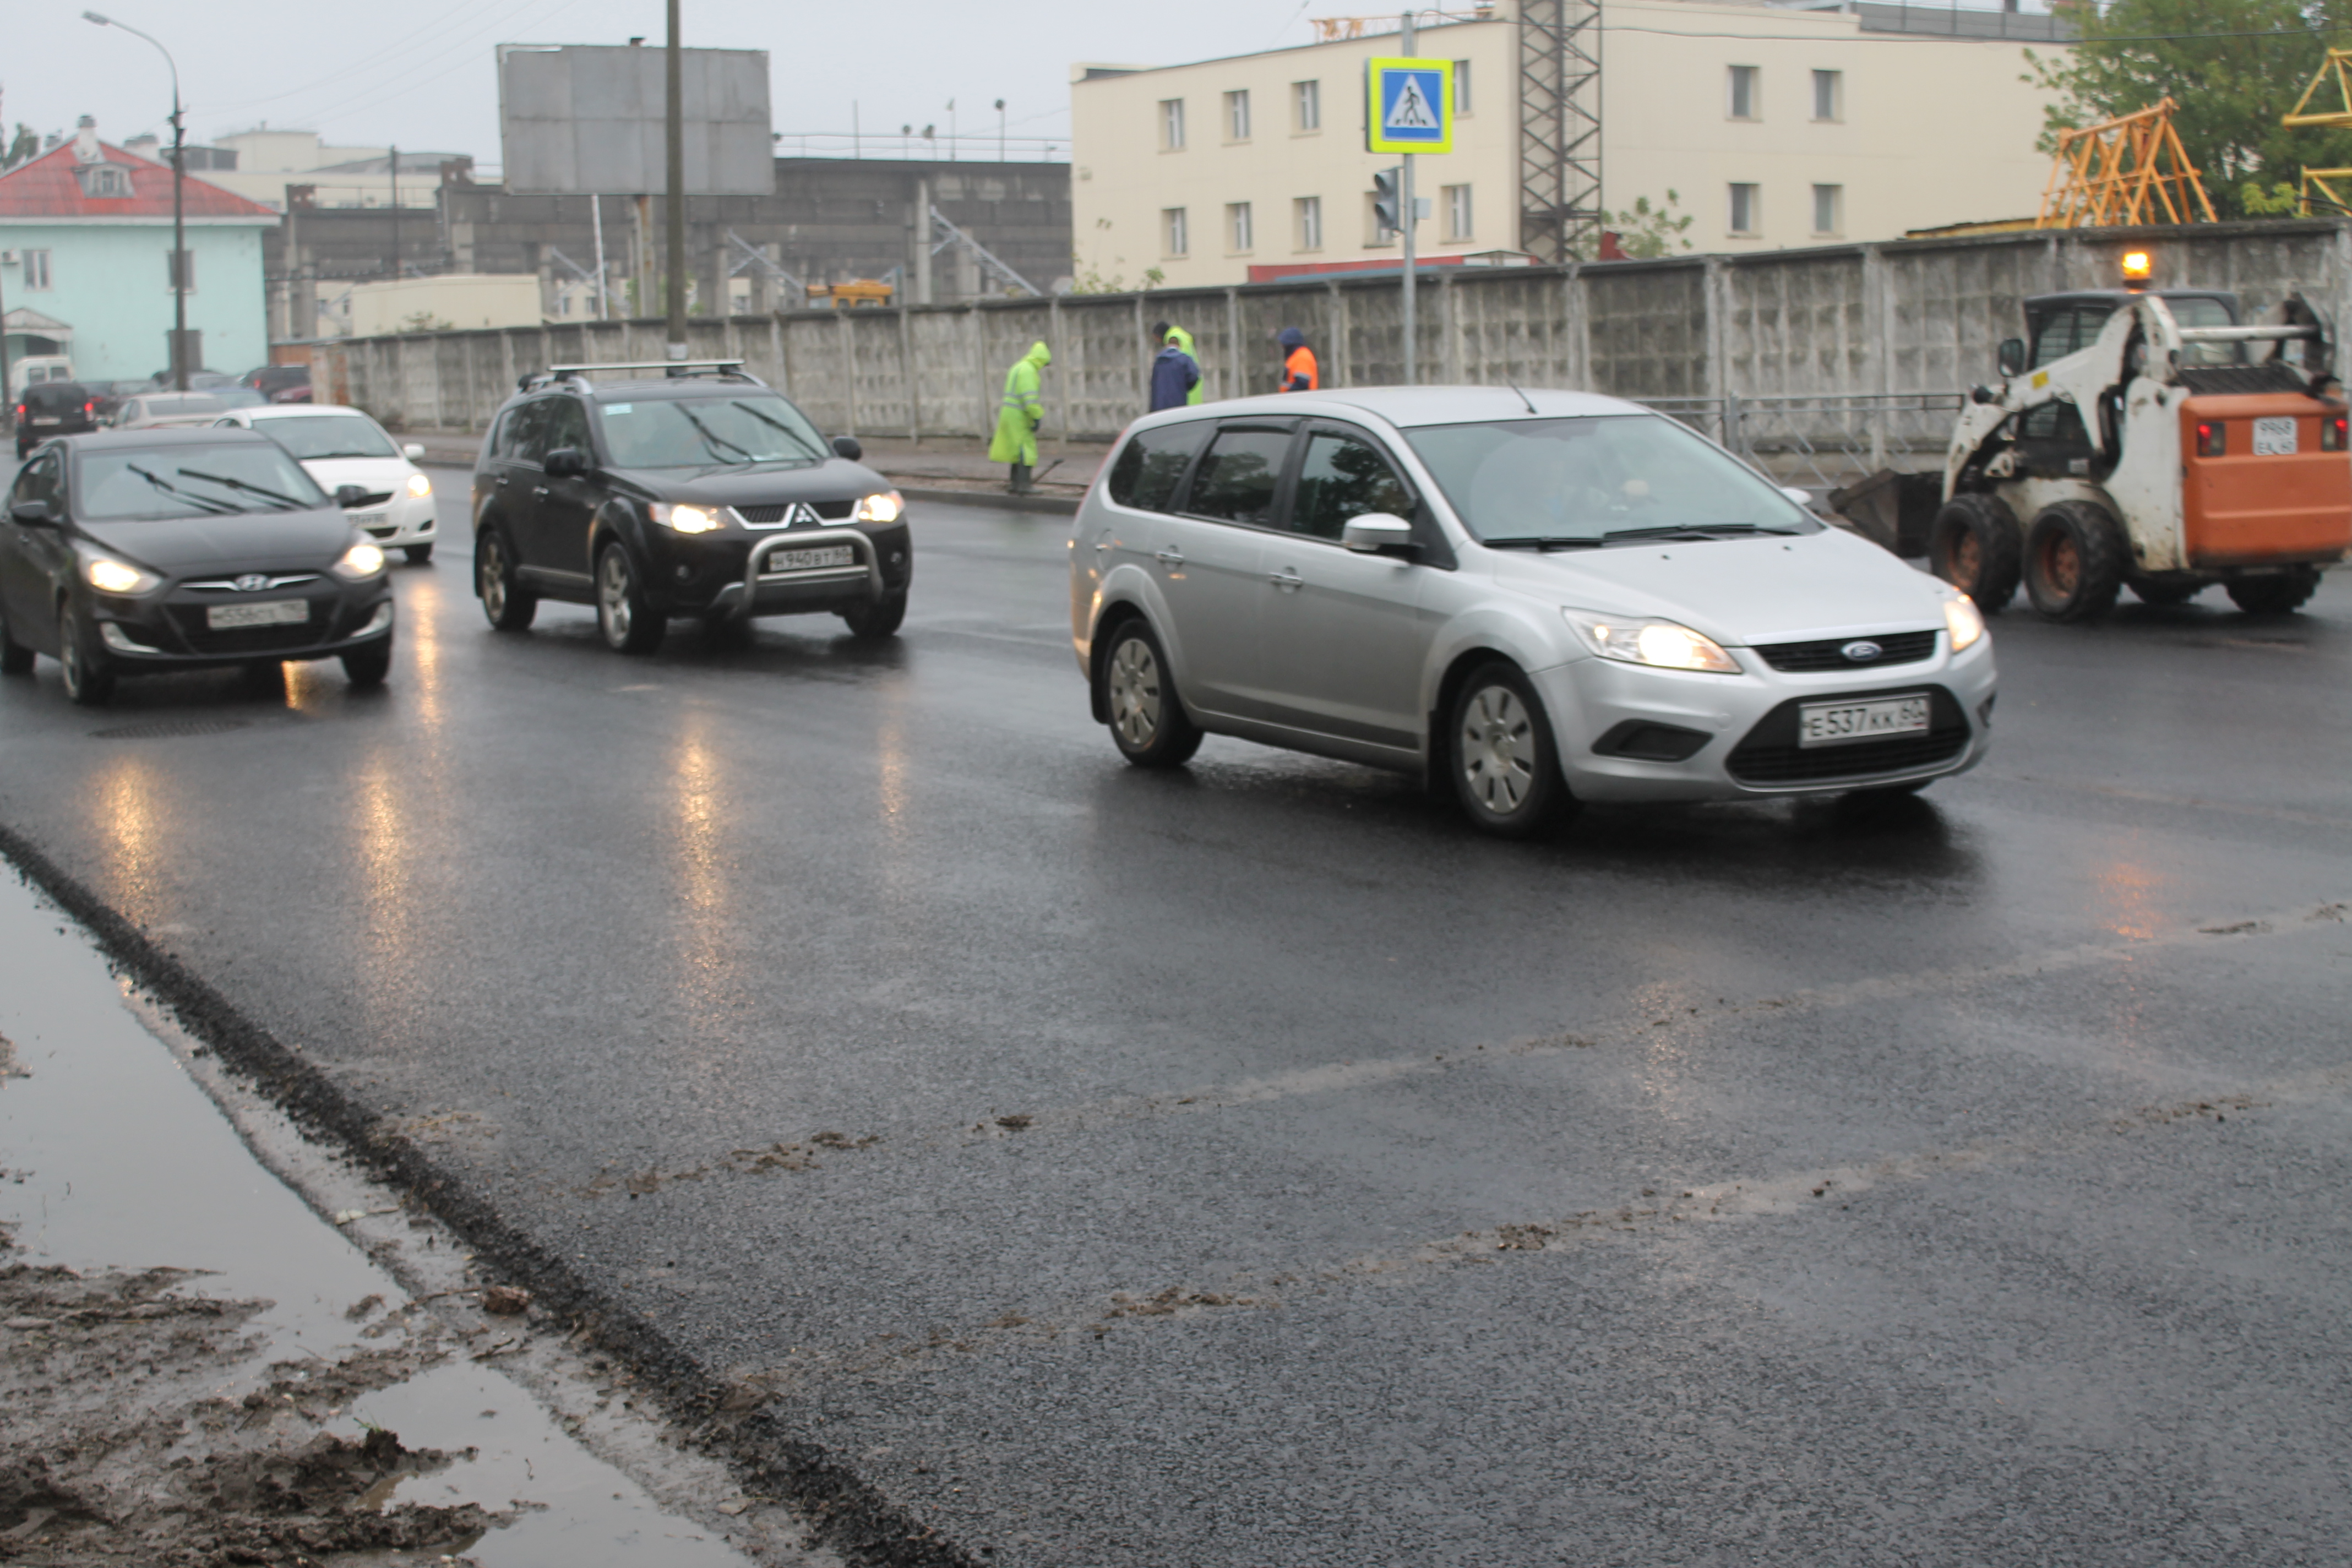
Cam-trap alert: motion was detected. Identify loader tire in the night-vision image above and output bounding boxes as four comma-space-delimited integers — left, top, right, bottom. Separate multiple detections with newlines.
2023, 501, 2127, 624
2225, 568, 2322, 616
1929, 492, 2022, 613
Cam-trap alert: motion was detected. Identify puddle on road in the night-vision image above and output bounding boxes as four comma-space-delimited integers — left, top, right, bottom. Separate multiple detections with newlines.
0, 866, 767, 1567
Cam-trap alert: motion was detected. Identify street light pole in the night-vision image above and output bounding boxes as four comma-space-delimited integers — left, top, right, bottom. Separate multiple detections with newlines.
665, 0, 687, 360
86, 12, 187, 389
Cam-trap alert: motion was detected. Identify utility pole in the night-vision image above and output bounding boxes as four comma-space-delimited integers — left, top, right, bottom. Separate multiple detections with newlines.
85, 12, 188, 388
388, 144, 399, 280
1400, 10, 1418, 386
665, 0, 687, 359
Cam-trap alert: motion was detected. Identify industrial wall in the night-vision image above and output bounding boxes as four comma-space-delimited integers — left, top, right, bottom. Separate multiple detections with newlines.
316, 219, 2352, 445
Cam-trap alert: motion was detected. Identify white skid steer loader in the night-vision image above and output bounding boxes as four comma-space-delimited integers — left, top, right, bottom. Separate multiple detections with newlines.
1930, 285, 2350, 621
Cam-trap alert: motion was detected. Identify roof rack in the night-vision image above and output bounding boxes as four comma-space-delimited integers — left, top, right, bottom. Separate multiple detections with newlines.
516, 359, 761, 393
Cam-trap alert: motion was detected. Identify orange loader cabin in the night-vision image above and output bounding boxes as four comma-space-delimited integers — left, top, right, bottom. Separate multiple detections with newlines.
2179, 393, 2352, 568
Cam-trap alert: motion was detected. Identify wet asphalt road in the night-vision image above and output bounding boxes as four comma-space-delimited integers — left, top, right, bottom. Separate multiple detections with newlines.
3, 467, 2351, 1565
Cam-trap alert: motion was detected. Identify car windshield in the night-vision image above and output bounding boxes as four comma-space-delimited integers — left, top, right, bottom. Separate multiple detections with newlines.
595, 394, 829, 469
1404, 414, 1815, 545
76, 443, 330, 520
257, 415, 400, 461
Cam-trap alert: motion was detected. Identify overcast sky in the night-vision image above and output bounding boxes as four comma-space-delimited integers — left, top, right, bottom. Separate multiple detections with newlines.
10, 0, 2048, 168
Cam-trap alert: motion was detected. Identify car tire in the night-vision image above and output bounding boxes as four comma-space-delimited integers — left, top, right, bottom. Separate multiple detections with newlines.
341, 634, 393, 687
1101, 618, 1202, 769
1929, 492, 2022, 613
838, 590, 907, 640
1449, 662, 1575, 839
2225, 568, 2322, 616
57, 605, 115, 708
405, 544, 434, 566
595, 542, 666, 655
2023, 500, 2126, 623
476, 526, 536, 631
0, 598, 34, 676
2129, 575, 2203, 607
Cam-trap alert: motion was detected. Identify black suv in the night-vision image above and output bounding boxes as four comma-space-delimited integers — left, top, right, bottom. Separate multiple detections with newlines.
15, 382, 100, 459
469, 361, 912, 652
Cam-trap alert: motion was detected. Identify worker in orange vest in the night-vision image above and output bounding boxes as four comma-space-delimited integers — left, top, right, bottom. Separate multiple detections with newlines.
1277, 326, 1319, 393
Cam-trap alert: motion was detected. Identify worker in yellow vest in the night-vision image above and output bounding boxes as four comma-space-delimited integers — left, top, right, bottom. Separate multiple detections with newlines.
989, 340, 1052, 493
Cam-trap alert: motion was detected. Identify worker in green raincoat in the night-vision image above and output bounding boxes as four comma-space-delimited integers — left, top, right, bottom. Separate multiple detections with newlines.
989, 340, 1052, 493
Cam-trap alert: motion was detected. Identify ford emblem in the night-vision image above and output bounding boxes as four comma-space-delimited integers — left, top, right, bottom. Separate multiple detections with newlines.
233, 574, 270, 593
1841, 639, 1883, 662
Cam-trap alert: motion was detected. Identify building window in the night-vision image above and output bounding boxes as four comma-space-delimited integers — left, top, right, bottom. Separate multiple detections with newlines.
1445, 183, 1473, 241
1812, 183, 1842, 236
1812, 69, 1842, 122
1728, 65, 1760, 121
167, 248, 198, 292
1161, 99, 1186, 150
75, 163, 132, 199
1225, 90, 1251, 141
1228, 202, 1254, 253
1453, 59, 1472, 117
1365, 192, 1398, 248
1294, 80, 1321, 132
20, 249, 52, 290
1295, 195, 1322, 251
1728, 183, 1760, 236
1163, 206, 1189, 256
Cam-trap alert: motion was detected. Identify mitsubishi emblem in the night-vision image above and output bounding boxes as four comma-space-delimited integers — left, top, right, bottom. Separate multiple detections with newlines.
787, 502, 820, 526
1841, 640, 1884, 662
233, 574, 270, 593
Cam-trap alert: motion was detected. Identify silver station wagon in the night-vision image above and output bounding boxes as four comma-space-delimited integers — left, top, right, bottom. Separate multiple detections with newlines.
1069, 386, 1997, 836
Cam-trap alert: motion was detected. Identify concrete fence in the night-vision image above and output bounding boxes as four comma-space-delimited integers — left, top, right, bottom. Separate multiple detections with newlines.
317, 218, 2352, 455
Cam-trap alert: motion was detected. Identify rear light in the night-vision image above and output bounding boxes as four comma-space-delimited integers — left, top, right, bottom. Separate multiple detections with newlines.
84, 401, 95, 417
2324, 415, 2348, 453
2196, 421, 2226, 458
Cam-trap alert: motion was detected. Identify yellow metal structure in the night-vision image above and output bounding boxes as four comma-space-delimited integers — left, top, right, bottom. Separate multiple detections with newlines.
2035, 99, 2217, 228
805, 280, 894, 309
2284, 48, 2352, 128
2299, 168, 2352, 216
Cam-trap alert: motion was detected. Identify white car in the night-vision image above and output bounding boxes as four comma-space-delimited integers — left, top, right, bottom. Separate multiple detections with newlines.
213, 404, 439, 564
1070, 386, 1997, 837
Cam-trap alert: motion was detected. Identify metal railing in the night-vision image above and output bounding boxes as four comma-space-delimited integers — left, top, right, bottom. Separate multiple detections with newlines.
1638, 391, 1966, 493
769, 131, 1066, 164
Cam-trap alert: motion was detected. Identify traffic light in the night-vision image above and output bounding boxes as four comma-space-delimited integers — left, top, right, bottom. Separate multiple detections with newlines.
1372, 167, 1402, 233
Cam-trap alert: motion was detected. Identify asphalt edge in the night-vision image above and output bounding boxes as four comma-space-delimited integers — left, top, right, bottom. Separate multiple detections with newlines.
898, 484, 1081, 517
0, 819, 979, 1568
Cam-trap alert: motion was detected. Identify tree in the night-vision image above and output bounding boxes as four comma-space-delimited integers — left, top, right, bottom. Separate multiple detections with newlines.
4, 124, 39, 170
1604, 190, 1695, 259
2027, 0, 2352, 218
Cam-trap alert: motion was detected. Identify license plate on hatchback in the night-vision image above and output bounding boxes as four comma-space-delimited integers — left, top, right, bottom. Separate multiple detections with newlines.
206, 600, 311, 631
2253, 416, 2299, 456
761, 545, 856, 575
1798, 694, 1930, 748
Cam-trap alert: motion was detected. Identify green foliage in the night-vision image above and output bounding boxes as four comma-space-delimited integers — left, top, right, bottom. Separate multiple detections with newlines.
4, 124, 39, 169
1605, 190, 1695, 258
2026, 0, 2352, 219
395, 312, 455, 334
2241, 178, 2305, 213
1066, 248, 1165, 296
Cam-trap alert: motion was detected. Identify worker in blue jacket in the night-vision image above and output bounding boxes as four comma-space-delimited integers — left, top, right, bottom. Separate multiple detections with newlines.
1147, 320, 1201, 412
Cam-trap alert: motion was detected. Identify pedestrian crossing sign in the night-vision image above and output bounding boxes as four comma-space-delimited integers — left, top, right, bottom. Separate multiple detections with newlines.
1365, 57, 1451, 154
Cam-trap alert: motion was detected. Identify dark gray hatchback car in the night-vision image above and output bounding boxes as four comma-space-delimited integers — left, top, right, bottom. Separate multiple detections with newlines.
469, 361, 912, 653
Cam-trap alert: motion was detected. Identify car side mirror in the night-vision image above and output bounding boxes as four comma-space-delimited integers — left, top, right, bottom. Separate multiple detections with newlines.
543, 446, 589, 477
1341, 513, 1417, 555
1779, 486, 1814, 508
334, 484, 371, 509
831, 434, 863, 462
10, 500, 55, 527
1997, 337, 2027, 377
401, 442, 426, 461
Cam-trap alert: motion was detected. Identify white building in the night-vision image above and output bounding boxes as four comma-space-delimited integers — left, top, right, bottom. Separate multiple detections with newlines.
122, 129, 466, 213
1069, 0, 2071, 287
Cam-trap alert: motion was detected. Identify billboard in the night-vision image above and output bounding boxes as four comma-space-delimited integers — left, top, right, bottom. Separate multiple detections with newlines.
498, 44, 774, 196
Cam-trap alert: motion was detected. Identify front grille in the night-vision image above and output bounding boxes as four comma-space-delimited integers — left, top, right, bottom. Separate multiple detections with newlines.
341, 490, 396, 510
1728, 685, 1970, 785
1752, 629, 1938, 673
734, 499, 856, 525
2177, 362, 2309, 397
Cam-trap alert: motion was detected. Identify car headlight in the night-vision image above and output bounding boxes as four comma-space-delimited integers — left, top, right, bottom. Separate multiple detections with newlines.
85, 556, 161, 595
852, 489, 904, 525
1562, 608, 1741, 673
406, 472, 433, 499
332, 541, 388, 580
1943, 593, 1986, 653
650, 502, 724, 534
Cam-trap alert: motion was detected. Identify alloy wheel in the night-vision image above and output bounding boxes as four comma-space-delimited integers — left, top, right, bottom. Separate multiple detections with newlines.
1460, 684, 1535, 813
598, 551, 634, 646
1108, 635, 1161, 748
480, 535, 507, 619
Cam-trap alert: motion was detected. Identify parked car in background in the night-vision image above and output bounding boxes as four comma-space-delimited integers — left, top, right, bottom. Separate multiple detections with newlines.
112, 393, 230, 430
238, 364, 312, 401
0, 428, 395, 706
269, 384, 313, 405
210, 388, 268, 411
7, 356, 77, 404
84, 381, 152, 423
217, 404, 439, 563
14, 382, 99, 459
1071, 386, 1997, 837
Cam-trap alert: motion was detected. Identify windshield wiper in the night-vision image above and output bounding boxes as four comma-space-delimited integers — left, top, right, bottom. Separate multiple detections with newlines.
1481, 535, 1605, 551
176, 467, 308, 510
126, 464, 241, 515
730, 401, 826, 460
1600, 522, 1797, 542
674, 404, 756, 464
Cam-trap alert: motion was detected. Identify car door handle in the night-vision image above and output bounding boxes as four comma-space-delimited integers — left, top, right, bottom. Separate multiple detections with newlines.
1268, 568, 1303, 591
494, 475, 508, 487
1154, 548, 1184, 568
532, 486, 550, 499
